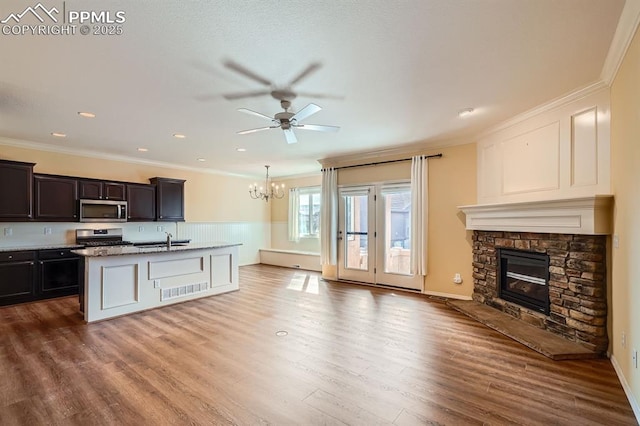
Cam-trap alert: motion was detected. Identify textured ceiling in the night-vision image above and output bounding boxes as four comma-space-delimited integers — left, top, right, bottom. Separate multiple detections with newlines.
0, 0, 627, 178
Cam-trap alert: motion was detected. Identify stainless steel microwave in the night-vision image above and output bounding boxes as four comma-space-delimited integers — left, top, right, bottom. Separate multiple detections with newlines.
79, 199, 127, 222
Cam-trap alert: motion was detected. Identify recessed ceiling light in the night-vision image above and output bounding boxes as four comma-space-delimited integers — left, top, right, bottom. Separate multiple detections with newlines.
173, 133, 186, 139
137, 147, 148, 152
197, 158, 205, 162
458, 108, 475, 118
78, 111, 96, 118
236, 148, 246, 152
51, 132, 67, 138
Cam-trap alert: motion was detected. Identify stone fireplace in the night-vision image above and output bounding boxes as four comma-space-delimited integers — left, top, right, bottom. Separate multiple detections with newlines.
472, 231, 607, 353
459, 196, 613, 355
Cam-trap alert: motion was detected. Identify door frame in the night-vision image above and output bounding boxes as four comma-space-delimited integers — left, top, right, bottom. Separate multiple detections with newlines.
337, 182, 423, 291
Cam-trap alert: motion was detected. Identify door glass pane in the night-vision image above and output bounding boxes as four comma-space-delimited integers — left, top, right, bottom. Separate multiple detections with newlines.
383, 189, 411, 275
344, 194, 368, 270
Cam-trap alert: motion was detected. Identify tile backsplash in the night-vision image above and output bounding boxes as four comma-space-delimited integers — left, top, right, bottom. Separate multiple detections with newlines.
0, 221, 269, 265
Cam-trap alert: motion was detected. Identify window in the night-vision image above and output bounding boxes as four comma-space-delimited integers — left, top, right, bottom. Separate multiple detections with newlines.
298, 187, 321, 237
288, 186, 321, 241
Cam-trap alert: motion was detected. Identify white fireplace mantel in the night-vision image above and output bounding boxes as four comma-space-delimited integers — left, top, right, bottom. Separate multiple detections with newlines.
458, 195, 614, 235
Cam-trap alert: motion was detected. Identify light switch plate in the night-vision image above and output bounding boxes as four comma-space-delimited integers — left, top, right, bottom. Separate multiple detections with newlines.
3, 228, 12, 236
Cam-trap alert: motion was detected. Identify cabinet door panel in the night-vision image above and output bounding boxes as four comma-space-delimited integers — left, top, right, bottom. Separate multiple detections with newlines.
104, 183, 126, 200
127, 184, 156, 221
79, 180, 103, 199
34, 175, 78, 221
0, 260, 36, 305
151, 178, 185, 221
39, 257, 80, 295
0, 160, 34, 220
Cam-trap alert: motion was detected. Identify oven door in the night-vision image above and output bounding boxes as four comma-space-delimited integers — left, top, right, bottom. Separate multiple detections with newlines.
79, 199, 127, 222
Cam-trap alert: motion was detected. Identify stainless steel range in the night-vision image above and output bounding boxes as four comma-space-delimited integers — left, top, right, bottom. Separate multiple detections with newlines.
75, 228, 132, 247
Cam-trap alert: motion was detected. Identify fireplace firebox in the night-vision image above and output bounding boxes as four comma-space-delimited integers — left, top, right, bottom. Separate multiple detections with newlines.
498, 249, 549, 315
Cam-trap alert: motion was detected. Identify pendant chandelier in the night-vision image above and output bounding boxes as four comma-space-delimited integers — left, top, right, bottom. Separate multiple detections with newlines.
249, 165, 285, 202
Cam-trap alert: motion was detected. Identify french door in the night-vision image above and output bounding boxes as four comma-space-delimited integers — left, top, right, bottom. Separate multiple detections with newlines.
337, 184, 422, 290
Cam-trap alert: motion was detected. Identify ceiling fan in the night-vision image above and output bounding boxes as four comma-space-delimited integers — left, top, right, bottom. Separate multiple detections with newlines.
237, 99, 339, 144
223, 60, 339, 101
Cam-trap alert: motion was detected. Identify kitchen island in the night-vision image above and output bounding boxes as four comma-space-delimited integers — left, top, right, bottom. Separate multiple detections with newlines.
72, 242, 240, 322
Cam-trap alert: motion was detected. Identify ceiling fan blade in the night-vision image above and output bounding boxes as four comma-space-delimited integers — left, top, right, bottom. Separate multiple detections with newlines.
291, 103, 321, 123
296, 92, 345, 100
283, 128, 298, 144
288, 62, 322, 86
296, 124, 340, 132
237, 108, 275, 122
223, 90, 271, 100
237, 126, 277, 135
224, 61, 273, 87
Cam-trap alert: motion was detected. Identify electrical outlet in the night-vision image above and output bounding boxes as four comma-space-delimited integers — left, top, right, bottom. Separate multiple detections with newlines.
3, 228, 12, 236
613, 234, 620, 249
138, 226, 144, 232
153, 279, 160, 288
633, 349, 638, 369
453, 273, 463, 284
622, 332, 626, 348
44, 227, 52, 235
157, 225, 164, 232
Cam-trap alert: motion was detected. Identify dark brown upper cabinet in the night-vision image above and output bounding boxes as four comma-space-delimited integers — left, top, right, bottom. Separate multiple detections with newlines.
0, 159, 35, 221
126, 183, 156, 221
79, 180, 126, 201
34, 175, 78, 221
150, 177, 185, 222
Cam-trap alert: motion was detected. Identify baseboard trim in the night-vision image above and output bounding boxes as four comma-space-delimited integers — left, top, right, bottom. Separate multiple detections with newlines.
610, 354, 640, 422
423, 290, 472, 301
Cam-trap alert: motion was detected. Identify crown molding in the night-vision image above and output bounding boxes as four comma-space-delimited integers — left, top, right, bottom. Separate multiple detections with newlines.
0, 136, 250, 179
601, 0, 640, 86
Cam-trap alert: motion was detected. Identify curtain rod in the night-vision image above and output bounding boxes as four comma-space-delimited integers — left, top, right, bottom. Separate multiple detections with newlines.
321, 153, 442, 171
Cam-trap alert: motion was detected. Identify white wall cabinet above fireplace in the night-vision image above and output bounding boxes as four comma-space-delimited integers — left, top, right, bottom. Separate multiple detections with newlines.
458, 195, 613, 235
477, 85, 611, 205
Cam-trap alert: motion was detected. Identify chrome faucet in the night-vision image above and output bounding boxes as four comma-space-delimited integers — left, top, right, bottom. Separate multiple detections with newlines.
166, 232, 172, 249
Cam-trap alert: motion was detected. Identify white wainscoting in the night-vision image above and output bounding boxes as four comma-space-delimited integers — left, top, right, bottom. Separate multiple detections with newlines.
177, 222, 269, 266
477, 86, 611, 204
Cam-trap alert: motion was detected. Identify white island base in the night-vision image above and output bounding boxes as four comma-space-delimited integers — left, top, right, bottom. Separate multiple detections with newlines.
74, 243, 240, 323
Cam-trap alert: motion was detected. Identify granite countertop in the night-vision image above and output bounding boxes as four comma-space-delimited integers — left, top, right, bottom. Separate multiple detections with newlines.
0, 244, 84, 253
71, 242, 241, 257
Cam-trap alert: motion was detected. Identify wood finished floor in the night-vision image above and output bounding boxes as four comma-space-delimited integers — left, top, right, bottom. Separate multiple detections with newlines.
0, 264, 636, 425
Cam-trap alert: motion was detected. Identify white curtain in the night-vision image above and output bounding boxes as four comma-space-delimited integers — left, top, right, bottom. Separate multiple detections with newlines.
288, 187, 300, 242
411, 156, 428, 276
320, 167, 338, 265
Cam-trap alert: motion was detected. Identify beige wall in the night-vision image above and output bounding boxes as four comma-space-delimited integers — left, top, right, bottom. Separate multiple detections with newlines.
0, 144, 269, 223
332, 143, 477, 297
610, 24, 640, 412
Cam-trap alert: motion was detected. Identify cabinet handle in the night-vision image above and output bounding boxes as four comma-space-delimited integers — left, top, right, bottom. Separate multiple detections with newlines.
60, 252, 64, 256
8, 255, 12, 259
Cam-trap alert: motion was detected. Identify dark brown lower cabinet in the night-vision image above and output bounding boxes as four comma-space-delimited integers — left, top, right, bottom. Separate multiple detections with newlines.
0, 249, 80, 307
38, 249, 80, 298
0, 251, 37, 306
